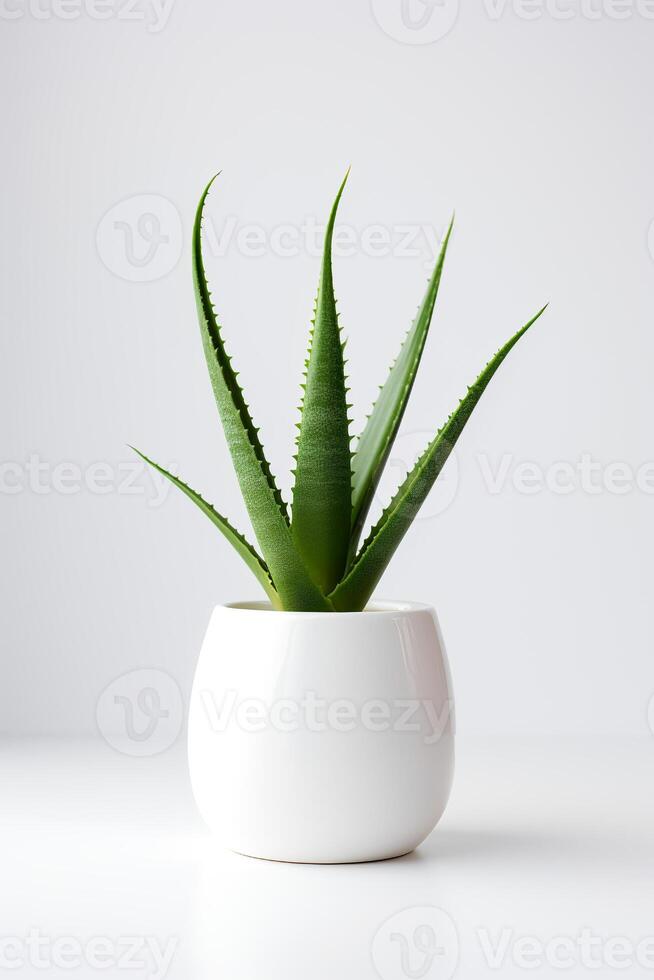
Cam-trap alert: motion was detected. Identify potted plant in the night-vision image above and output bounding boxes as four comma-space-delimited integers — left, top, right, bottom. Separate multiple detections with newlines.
135, 172, 545, 863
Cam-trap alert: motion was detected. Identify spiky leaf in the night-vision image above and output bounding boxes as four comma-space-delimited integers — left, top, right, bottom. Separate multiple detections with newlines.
349, 217, 453, 559
330, 307, 547, 611
291, 172, 352, 593
131, 448, 280, 607
193, 178, 331, 611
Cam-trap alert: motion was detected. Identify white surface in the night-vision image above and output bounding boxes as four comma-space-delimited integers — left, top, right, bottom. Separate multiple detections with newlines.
2, 736, 653, 979
3, 1, 654, 736
188, 602, 453, 862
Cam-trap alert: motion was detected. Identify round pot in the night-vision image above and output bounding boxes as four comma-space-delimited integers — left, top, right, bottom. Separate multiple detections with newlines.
188, 600, 455, 864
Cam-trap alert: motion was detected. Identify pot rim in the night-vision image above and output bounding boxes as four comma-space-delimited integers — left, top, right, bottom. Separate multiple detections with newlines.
218, 599, 434, 618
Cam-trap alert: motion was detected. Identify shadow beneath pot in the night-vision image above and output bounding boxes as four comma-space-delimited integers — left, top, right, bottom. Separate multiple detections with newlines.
391, 823, 653, 875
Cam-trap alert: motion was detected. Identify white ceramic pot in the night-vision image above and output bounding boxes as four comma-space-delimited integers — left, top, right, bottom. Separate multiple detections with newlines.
188, 600, 454, 864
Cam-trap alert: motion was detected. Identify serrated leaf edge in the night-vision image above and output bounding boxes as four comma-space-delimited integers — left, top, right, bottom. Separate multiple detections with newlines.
194, 177, 290, 525
130, 446, 280, 606
331, 306, 547, 608
348, 216, 454, 558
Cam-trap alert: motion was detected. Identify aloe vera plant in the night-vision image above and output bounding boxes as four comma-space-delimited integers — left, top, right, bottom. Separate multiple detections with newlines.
135, 173, 546, 612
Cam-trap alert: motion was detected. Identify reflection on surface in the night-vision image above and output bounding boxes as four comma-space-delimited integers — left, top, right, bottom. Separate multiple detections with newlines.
1, 736, 653, 979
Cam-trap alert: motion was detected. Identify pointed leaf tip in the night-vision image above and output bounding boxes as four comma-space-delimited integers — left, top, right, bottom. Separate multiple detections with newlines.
332, 308, 543, 610
131, 448, 279, 604
348, 211, 454, 556
291, 169, 353, 593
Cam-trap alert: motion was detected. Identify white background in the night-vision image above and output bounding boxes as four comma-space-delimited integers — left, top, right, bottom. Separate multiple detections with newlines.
2, 5, 654, 980
2, 0, 654, 741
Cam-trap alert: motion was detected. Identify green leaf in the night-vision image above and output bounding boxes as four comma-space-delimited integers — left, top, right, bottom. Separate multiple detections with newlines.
131, 448, 281, 607
193, 178, 331, 611
291, 171, 353, 594
349, 217, 453, 560
329, 307, 547, 611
